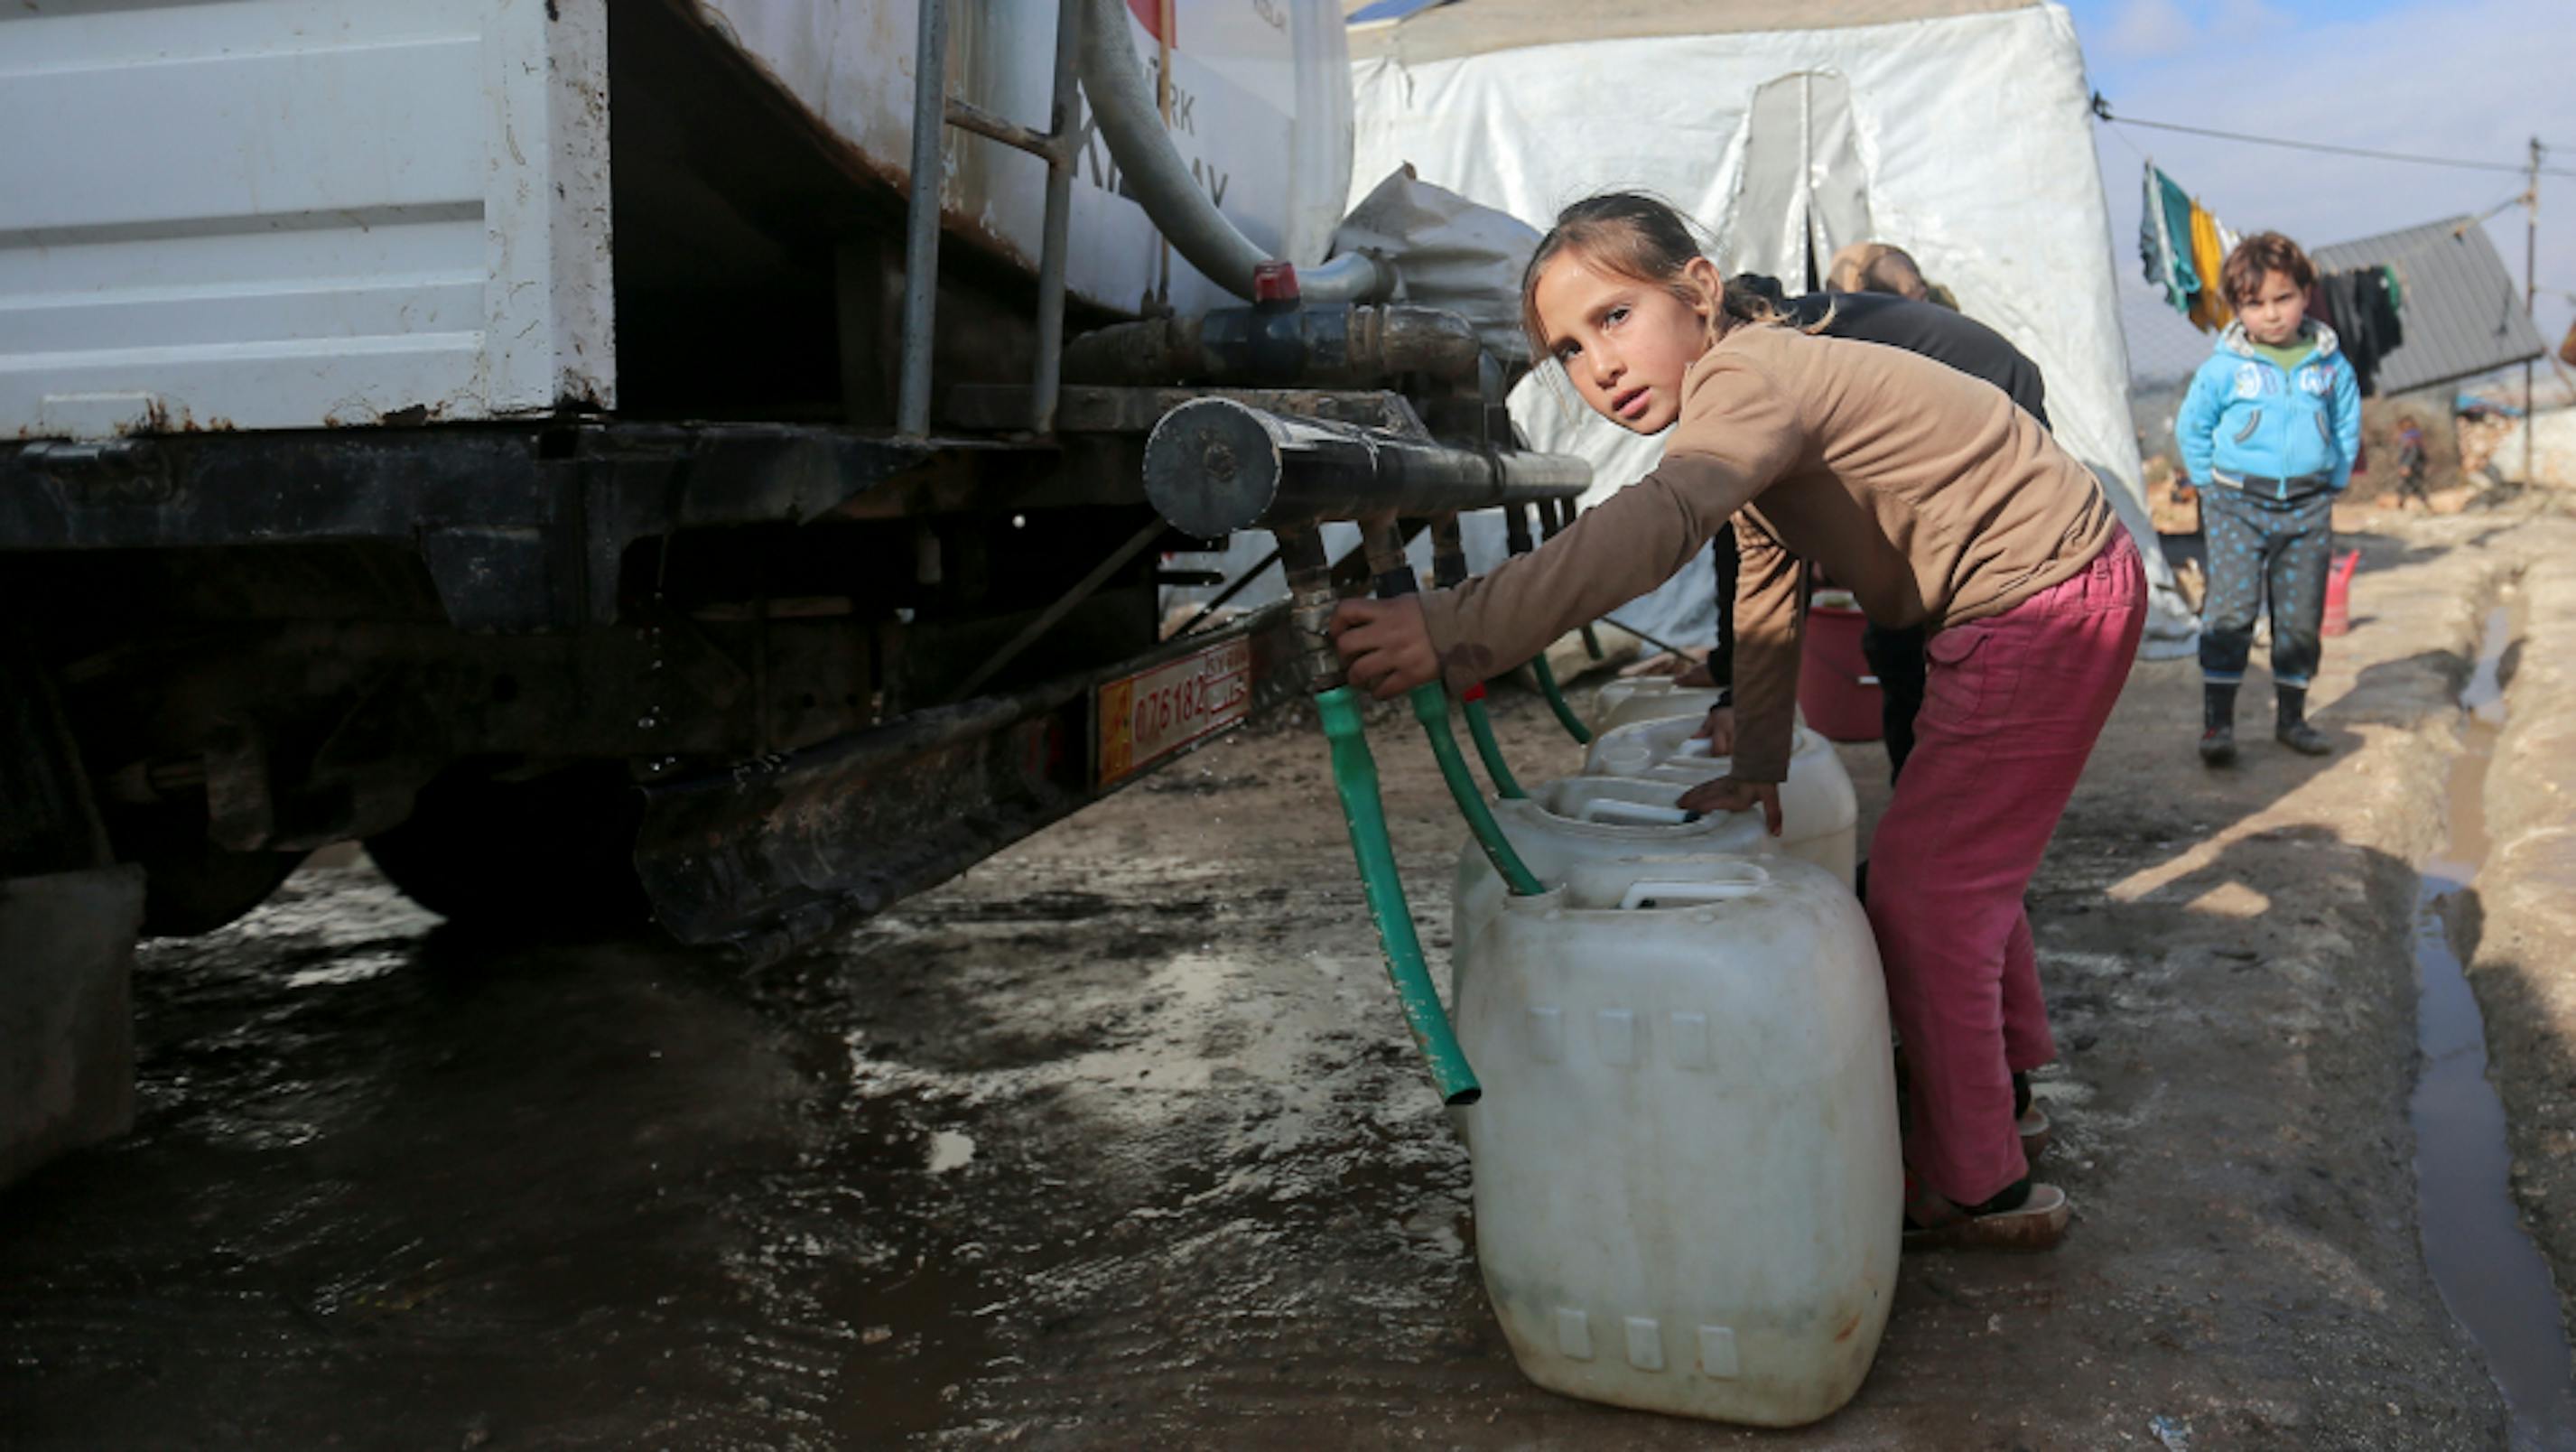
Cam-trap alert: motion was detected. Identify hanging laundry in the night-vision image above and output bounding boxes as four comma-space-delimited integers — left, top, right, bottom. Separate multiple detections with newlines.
2331, 270, 2374, 393
2367, 267, 2404, 358
2315, 265, 2407, 397
2185, 201, 2235, 331
2140, 163, 2254, 334
2140, 163, 2202, 317
2304, 277, 2339, 348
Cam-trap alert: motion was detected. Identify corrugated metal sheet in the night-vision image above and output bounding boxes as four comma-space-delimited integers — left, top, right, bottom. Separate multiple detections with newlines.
2313, 219, 2544, 396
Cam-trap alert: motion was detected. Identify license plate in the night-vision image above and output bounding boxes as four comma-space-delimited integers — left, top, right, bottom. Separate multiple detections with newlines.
1097, 636, 1253, 787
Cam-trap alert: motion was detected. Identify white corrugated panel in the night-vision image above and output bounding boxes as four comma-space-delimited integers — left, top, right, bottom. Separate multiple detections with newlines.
0, 0, 610, 439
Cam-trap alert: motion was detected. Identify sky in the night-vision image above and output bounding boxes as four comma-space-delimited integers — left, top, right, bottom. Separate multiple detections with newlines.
2056, 0, 2575, 384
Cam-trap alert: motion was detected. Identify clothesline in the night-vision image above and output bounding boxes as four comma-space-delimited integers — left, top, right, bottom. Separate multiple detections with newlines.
2459, 192, 2534, 231
2111, 119, 2537, 298
2090, 95, 2576, 181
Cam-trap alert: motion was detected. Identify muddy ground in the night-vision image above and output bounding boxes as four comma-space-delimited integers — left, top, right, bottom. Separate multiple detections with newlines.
2464, 535, 2576, 1358
5, 506, 2573, 1449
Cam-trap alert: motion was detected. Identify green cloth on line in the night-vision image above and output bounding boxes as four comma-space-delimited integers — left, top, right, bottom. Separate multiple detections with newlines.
2139, 163, 2203, 318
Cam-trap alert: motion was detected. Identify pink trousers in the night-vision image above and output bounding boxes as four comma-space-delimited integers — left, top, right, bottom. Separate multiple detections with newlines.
1865, 532, 2146, 1205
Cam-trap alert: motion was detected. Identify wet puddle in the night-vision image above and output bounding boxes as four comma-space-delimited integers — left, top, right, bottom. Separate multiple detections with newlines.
2412, 599, 2576, 1449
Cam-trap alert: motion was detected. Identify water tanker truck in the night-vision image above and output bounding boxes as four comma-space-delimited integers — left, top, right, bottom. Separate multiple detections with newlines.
0, 0, 1587, 1176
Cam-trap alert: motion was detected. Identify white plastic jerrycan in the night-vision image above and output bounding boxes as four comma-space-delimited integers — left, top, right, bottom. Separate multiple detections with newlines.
1452, 777, 1770, 970
1455, 854, 1902, 1426
1588, 678, 1727, 733
1582, 716, 1858, 890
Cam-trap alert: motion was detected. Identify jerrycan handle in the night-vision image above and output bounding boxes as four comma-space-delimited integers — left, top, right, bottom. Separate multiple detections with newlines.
1673, 737, 1717, 760
1577, 799, 1703, 826
1619, 870, 1769, 910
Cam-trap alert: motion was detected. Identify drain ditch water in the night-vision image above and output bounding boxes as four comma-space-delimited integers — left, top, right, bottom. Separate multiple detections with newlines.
2412, 600, 2576, 1449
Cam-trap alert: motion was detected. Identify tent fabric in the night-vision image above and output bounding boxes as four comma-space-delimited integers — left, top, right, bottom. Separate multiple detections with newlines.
1331, 165, 1543, 363
1348, 1, 2198, 653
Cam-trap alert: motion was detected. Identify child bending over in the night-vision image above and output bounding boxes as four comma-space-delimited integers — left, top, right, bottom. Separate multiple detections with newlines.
1329, 193, 2145, 1250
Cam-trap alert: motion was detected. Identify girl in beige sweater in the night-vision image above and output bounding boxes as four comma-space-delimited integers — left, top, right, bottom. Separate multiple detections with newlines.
1331, 194, 2146, 1249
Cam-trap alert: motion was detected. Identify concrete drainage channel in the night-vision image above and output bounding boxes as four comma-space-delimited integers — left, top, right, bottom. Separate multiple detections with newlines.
2413, 588, 2576, 1449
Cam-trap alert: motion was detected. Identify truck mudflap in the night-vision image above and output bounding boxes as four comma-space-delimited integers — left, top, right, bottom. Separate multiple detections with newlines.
631, 601, 1297, 964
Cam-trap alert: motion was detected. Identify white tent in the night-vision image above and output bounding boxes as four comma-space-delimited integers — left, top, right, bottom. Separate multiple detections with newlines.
1346, 0, 2197, 653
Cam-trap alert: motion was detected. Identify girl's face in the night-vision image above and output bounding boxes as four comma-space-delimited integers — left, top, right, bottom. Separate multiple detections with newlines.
1531, 251, 1722, 434
2237, 268, 2308, 348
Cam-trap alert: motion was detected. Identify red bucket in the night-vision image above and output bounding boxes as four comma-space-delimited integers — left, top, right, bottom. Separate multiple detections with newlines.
1799, 602, 1883, 741
2321, 550, 2361, 638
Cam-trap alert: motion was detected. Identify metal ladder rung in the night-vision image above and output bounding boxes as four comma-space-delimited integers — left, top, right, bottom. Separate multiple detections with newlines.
897, 0, 1082, 441
944, 97, 1073, 165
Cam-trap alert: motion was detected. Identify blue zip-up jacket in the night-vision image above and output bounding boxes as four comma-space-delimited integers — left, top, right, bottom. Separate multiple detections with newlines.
2176, 320, 2362, 492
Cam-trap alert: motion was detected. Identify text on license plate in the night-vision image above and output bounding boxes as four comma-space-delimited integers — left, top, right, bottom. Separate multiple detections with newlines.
1096, 637, 1253, 786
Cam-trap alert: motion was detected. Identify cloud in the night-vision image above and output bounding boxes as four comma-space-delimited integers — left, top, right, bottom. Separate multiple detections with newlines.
2103, 0, 2199, 59
2204, 0, 2294, 42
2097, 0, 2368, 64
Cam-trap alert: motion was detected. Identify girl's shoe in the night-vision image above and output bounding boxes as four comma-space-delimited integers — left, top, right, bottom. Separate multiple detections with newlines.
2018, 1106, 2052, 1157
2198, 725, 2237, 765
2013, 1071, 2051, 1158
1902, 1175, 2070, 1252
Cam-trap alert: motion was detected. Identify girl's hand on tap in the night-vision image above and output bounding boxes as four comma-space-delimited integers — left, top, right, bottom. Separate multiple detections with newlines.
1328, 596, 1438, 701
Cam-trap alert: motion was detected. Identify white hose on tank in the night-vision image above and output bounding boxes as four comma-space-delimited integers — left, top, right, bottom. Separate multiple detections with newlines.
1074, 0, 1387, 304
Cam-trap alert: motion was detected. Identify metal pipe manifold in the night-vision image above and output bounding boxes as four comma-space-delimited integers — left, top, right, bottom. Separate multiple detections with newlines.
1141, 398, 1589, 538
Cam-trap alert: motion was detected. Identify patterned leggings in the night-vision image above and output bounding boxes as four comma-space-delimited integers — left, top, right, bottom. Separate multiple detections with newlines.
2198, 487, 2334, 690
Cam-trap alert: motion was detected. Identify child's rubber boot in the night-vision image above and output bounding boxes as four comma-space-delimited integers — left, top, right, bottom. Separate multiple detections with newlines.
2275, 686, 2330, 756
1902, 1173, 2070, 1252
2199, 682, 2239, 766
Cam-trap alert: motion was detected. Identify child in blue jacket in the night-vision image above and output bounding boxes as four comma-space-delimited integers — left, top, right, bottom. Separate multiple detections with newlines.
2176, 231, 2360, 763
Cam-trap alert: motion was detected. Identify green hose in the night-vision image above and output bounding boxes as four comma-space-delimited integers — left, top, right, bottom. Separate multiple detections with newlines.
1530, 653, 1594, 745
1409, 684, 1542, 895
1317, 686, 1481, 1106
1459, 686, 1526, 799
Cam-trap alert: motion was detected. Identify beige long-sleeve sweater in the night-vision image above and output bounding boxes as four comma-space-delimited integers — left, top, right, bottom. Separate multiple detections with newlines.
1418, 322, 2121, 783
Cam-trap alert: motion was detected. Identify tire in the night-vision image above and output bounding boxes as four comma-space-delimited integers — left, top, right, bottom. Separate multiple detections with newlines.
137, 842, 308, 937
363, 767, 652, 937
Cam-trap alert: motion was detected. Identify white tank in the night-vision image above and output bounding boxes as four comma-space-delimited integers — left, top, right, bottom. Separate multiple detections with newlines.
1588, 680, 1728, 732
1581, 717, 1858, 889
1455, 854, 1902, 1426
697, 0, 1355, 316
0, 1, 1355, 437
1453, 777, 1770, 970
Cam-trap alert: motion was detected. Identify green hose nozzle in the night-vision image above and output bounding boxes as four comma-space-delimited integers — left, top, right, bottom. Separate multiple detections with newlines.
1317, 686, 1481, 1106
1530, 653, 1593, 745
1410, 684, 1542, 896
1459, 685, 1526, 799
